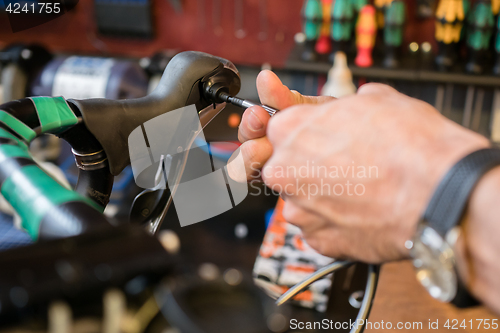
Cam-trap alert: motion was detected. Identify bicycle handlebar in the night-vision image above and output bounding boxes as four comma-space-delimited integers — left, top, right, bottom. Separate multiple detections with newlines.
70, 51, 240, 176
0, 51, 241, 240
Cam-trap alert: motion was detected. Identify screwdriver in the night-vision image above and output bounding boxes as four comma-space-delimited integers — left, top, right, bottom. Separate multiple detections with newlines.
217, 91, 279, 117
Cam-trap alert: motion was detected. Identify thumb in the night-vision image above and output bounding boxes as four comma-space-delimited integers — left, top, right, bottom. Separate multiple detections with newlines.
256, 70, 335, 110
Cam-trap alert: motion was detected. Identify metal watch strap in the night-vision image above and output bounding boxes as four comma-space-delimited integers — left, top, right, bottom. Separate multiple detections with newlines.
424, 148, 500, 236
423, 147, 500, 307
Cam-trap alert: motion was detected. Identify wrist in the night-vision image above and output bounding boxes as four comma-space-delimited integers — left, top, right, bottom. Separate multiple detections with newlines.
409, 142, 500, 307
430, 130, 491, 194
455, 166, 500, 313
402, 129, 489, 255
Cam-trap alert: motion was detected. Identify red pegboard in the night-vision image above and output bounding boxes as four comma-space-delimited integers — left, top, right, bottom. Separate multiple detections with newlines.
0, 0, 436, 67
0, 0, 304, 67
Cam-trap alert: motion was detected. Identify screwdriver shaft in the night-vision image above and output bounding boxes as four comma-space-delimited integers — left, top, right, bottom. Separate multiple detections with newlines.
218, 92, 279, 117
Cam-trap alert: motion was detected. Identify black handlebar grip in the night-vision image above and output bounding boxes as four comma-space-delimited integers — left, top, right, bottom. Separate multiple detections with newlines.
69, 51, 241, 176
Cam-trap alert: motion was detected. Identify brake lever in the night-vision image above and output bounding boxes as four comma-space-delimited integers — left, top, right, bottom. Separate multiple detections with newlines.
199, 102, 227, 129
130, 103, 227, 231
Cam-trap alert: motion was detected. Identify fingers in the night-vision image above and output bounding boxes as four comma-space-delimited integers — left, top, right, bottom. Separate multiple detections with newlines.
266, 103, 325, 150
357, 82, 399, 96
238, 105, 271, 143
239, 71, 335, 145
227, 136, 273, 182
282, 201, 328, 231
281, 201, 346, 258
235, 71, 335, 183
301, 228, 347, 260
257, 70, 335, 110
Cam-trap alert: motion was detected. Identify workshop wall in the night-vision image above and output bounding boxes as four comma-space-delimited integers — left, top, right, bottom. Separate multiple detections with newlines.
0, 0, 430, 67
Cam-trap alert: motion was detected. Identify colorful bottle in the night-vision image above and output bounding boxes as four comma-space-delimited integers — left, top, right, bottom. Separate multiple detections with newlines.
435, 0, 469, 71
302, 0, 323, 61
315, 0, 333, 55
383, 0, 406, 68
465, 0, 494, 74
493, 0, 500, 14
493, 8, 500, 75
330, 0, 356, 53
375, 0, 393, 29
355, 5, 377, 67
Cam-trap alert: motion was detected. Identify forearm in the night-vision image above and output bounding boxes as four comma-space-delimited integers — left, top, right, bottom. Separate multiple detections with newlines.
457, 166, 500, 313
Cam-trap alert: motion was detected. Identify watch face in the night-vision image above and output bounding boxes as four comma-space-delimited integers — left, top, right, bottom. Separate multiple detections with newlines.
410, 224, 457, 303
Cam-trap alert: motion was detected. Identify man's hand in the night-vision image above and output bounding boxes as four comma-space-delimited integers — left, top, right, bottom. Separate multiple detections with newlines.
234, 72, 500, 314
230, 70, 334, 182
261, 83, 489, 263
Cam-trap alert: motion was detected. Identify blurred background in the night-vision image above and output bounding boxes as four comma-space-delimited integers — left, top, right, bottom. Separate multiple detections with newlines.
0, 0, 499, 332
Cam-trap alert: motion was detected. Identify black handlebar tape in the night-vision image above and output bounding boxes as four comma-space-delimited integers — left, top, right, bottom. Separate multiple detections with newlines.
70, 51, 241, 176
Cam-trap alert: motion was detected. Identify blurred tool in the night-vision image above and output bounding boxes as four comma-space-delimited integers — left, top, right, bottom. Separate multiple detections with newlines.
463, 1, 492, 135
435, 0, 469, 71
434, 0, 467, 118
465, 0, 494, 74
494, 0, 500, 12
495, 13, 500, 74
315, 0, 333, 56
352, 0, 368, 10
383, 0, 406, 68
417, 0, 436, 18
302, 0, 323, 61
321, 51, 357, 97
492, 0, 500, 77
374, 0, 392, 29
330, 0, 358, 54
355, 5, 377, 67
30, 56, 148, 99
0, 44, 52, 102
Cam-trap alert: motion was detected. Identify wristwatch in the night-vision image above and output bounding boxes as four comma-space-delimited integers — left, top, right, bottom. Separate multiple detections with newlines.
409, 148, 500, 307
